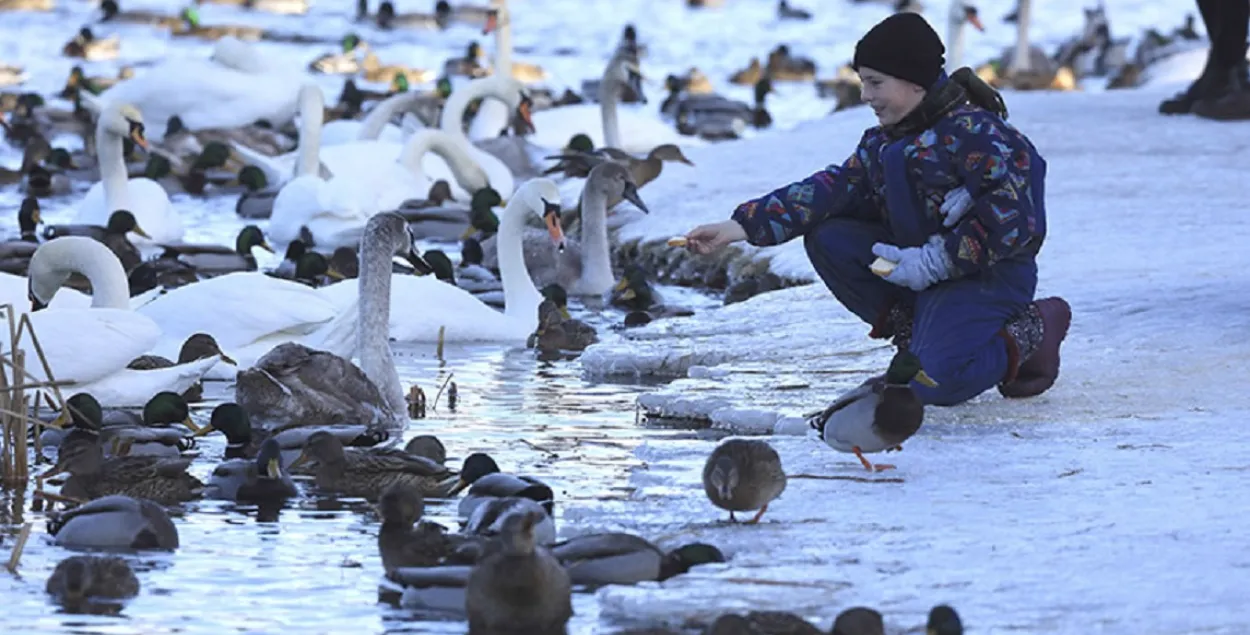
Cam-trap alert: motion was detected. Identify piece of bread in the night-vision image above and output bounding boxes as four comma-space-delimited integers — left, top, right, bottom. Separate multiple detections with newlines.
870, 257, 897, 277
666, 236, 688, 247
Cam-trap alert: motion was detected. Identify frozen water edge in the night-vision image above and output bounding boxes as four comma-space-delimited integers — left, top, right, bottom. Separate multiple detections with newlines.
584, 83, 1250, 434
562, 408, 1250, 633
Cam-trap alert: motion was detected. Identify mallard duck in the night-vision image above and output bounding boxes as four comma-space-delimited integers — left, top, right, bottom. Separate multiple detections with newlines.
707, 612, 823, 634
465, 509, 573, 634
291, 430, 457, 500
385, 564, 475, 611
164, 115, 294, 164
361, 50, 436, 85
832, 607, 886, 635
234, 167, 280, 219
99, 0, 182, 27
526, 298, 598, 353
49, 430, 204, 504
766, 44, 817, 82
702, 438, 786, 524
91, 391, 198, 456
128, 335, 232, 403
464, 496, 556, 545
376, 482, 465, 571
47, 494, 179, 549
1, 136, 47, 185
806, 349, 937, 472
0, 63, 25, 88
309, 33, 365, 75
197, 0, 308, 15
60, 65, 134, 99
548, 533, 723, 586
375, 0, 451, 30
543, 144, 694, 216
154, 225, 273, 277
62, 27, 121, 62
43, 209, 149, 273
778, 0, 811, 20
0, 0, 53, 11
443, 41, 489, 78
46, 555, 140, 608
927, 605, 963, 635
730, 57, 763, 85
404, 434, 446, 464
1, 197, 41, 246
446, 452, 554, 518
171, 6, 264, 41
205, 437, 298, 502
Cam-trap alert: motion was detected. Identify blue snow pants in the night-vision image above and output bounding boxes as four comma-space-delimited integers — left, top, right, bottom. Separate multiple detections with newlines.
802, 139, 1039, 406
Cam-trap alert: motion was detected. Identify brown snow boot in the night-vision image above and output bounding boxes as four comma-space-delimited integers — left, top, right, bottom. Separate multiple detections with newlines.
869, 302, 913, 352
998, 297, 1071, 398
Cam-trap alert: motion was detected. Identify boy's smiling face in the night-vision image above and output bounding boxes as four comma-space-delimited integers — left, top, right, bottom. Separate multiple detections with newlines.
858, 66, 927, 126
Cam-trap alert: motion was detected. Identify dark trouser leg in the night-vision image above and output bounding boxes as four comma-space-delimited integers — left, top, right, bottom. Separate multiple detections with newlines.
908, 259, 1037, 407
803, 218, 914, 347
1194, 1, 1250, 119
1160, 0, 1231, 114
1213, 0, 1249, 69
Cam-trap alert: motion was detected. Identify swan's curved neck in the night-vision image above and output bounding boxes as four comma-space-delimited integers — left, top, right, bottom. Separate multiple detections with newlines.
492, 2, 513, 73
1011, 0, 1033, 73
398, 130, 482, 192
497, 198, 542, 318
356, 229, 404, 414
946, 12, 966, 72
578, 182, 614, 292
295, 88, 324, 178
443, 78, 508, 140
96, 121, 130, 213
357, 91, 419, 141
599, 66, 623, 149
32, 237, 130, 309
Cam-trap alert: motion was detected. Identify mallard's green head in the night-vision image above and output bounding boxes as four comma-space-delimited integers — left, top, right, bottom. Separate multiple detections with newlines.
926, 605, 963, 635
377, 482, 425, 526
47, 148, 74, 170
468, 204, 500, 237
194, 141, 231, 170
445, 452, 500, 496
106, 209, 150, 239
143, 391, 193, 428
422, 250, 455, 282
469, 186, 502, 212
18, 197, 41, 233
235, 225, 272, 257
884, 350, 938, 388
143, 153, 171, 180
54, 393, 103, 430
435, 76, 452, 99
181, 6, 201, 28
100, 0, 120, 19
611, 264, 652, 306
660, 542, 725, 580
341, 32, 362, 53
567, 133, 594, 153
165, 115, 186, 139
256, 437, 285, 480
539, 283, 568, 308
200, 403, 251, 444
238, 165, 268, 192
282, 238, 307, 261
295, 251, 332, 280
178, 332, 235, 366
391, 72, 410, 93
460, 237, 484, 267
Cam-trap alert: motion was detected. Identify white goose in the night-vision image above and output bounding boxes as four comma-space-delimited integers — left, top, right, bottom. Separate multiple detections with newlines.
98, 37, 303, 143
72, 102, 184, 247
528, 50, 690, 154
944, 1, 985, 73
317, 178, 564, 343
8, 237, 220, 408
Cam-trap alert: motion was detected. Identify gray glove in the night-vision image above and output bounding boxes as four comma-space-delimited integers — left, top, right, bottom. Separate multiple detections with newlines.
871, 235, 956, 292
940, 187, 974, 228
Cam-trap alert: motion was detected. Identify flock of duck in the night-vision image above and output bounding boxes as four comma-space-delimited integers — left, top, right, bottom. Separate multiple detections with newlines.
0, 0, 1209, 633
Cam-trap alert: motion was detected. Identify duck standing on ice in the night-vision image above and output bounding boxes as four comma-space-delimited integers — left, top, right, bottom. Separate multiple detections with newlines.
681, 13, 1070, 407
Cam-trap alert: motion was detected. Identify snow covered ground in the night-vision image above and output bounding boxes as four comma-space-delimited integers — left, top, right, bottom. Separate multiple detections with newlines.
558, 51, 1250, 633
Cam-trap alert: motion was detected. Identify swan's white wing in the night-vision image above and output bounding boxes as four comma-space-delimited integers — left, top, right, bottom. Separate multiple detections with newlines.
137, 272, 339, 353
72, 357, 221, 408
0, 273, 92, 312
75, 177, 183, 245
3, 309, 160, 386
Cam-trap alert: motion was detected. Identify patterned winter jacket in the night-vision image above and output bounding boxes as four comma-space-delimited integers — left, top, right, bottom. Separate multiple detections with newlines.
730, 79, 1046, 278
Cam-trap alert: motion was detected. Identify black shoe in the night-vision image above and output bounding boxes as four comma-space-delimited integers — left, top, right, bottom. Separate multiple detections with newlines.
1159, 59, 1230, 115
1193, 61, 1250, 121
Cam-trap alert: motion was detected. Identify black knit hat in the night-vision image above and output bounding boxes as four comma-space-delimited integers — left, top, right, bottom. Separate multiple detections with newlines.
852, 13, 946, 89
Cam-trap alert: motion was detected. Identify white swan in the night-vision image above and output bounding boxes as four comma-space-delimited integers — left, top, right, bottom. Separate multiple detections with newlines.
234, 213, 420, 432
265, 84, 493, 250
6, 237, 220, 408
98, 37, 302, 143
467, 0, 515, 141
945, 1, 985, 73
528, 51, 690, 153
438, 74, 532, 197
321, 89, 425, 146
0, 272, 160, 312
72, 102, 183, 247
317, 178, 563, 343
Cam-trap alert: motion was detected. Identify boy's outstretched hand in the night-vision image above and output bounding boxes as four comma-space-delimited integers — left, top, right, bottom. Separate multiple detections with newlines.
682, 220, 747, 255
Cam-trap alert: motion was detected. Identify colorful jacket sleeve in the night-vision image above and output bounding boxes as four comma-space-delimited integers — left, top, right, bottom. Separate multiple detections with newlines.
940, 112, 1045, 276
730, 135, 873, 247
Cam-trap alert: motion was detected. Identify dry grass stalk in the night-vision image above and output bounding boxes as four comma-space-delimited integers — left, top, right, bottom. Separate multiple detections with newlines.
432, 372, 454, 411
436, 325, 446, 360
5, 522, 32, 573
0, 304, 68, 487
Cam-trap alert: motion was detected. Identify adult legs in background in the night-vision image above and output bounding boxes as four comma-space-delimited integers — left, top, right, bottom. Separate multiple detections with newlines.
1193, 0, 1250, 120
1160, 0, 1233, 114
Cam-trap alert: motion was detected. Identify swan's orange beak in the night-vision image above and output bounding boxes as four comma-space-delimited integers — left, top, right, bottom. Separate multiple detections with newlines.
129, 121, 149, 150
483, 9, 497, 35
967, 11, 984, 32
542, 199, 565, 252
515, 97, 535, 135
